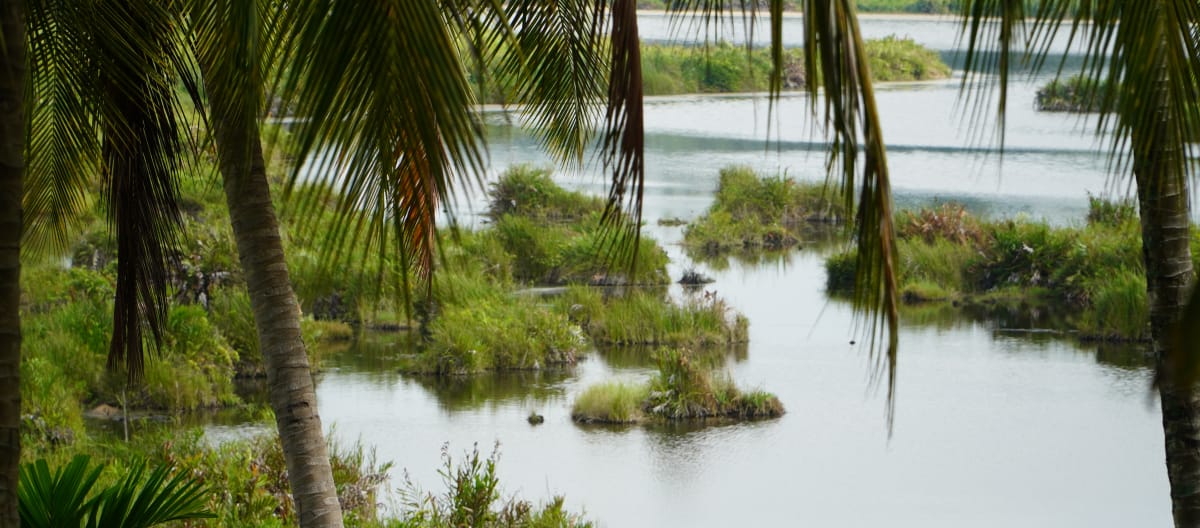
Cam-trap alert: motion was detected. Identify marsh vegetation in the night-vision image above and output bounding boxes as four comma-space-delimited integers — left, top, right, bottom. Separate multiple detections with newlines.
825, 197, 1161, 341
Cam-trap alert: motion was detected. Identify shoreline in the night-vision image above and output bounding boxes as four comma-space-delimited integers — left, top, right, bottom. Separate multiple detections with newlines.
635, 9, 956, 22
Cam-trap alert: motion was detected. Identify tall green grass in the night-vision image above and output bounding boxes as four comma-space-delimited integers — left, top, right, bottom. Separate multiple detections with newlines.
570, 349, 783, 424
571, 382, 649, 424
554, 286, 748, 347
826, 199, 1155, 340
685, 166, 844, 255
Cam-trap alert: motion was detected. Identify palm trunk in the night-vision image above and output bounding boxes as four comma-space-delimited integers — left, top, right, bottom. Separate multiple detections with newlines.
1131, 46, 1200, 527
205, 97, 344, 525
0, 1, 24, 525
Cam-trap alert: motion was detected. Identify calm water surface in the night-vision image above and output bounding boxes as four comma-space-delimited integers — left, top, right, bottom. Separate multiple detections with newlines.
282, 15, 1170, 527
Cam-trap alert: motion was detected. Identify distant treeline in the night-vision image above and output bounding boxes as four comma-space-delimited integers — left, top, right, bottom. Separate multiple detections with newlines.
635, 0, 960, 14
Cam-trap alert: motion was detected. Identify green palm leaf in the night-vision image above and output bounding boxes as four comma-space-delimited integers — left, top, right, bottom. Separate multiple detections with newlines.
18, 455, 213, 528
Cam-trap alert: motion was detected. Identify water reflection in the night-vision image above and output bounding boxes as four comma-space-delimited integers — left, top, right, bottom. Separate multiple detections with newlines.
884, 299, 1152, 370
408, 370, 575, 413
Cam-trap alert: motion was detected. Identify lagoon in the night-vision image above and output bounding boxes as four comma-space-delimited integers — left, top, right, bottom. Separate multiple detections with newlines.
286, 14, 1170, 527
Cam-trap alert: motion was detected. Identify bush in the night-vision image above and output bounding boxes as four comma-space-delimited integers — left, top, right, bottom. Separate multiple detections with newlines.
396, 444, 592, 527
571, 349, 783, 424
413, 292, 587, 375
863, 35, 952, 82
1036, 74, 1110, 112
685, 166, 844, 255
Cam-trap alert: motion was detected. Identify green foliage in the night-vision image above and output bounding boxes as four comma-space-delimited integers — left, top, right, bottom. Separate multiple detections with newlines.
141, 305, 239, 410
571, 349, 783, 424
863, 35, 951, 82
486, 166, 603, 222
483, 166, 669, 286
395, 444, 592, 528
1084, 270, 1149, 340
19, 455, 214, 528
1087, 193, 1138, 227
685, 166, 844, 255
827, 201, 1156, 340
571, 382, 648, 424
413, 282, 587, 374
554, 286, 748, 347
639, 37, 948, 96
640, 41, 788, 95
21, 265, 240, 428
137, 429, 390, 527
1036, 74, 1111, 113
855, 0, 959, 13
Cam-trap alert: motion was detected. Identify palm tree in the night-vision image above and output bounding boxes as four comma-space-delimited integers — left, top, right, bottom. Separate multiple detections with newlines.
945, 1, 1200, 524
0, 0, 26, 522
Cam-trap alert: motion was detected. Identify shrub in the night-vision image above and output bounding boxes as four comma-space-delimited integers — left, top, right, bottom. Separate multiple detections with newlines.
396, 444, 592, 527
685, 166, 844, 254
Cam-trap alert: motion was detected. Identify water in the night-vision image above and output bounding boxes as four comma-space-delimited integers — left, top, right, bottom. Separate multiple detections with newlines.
291, 15, 1170, 526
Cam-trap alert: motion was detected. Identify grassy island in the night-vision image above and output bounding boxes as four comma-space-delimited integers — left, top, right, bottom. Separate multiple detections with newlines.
640, 36, 949, 96
571, 349, 784, 424
683, 166, 844, 255
1035, 74, 1108, 113
398, 166, 748, 375
824, 197, 1184, 341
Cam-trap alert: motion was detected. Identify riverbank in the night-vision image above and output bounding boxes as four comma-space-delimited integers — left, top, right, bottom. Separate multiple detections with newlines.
636, 1, 958, 15
825, 197, 1165, 342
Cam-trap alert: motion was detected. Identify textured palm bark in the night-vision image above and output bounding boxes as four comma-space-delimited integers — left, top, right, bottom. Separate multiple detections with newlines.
207, 108, 344, 526
0, 1, 23, 526
1140, 164, 1200, 527
1131, 57, 1200, 528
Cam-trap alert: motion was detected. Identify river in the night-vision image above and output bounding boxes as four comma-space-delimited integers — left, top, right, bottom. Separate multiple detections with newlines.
271, 13, 1172, 527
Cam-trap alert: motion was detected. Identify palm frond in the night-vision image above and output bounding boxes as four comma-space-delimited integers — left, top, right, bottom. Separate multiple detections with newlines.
595, 0, 647, 276
804, 0, 900, 427
275, 0, 487, 307
957, 1, 1200, 386
187, 0, 271, 137
665, 0, 900, 425
18, 455, 213, 528
18, 456, 103, 528
88, 0, 201, 381
487, 0, 606, 165
23, 0, 100, 257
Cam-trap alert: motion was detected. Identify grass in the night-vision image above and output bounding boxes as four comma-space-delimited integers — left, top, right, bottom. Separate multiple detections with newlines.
474, 35, 948, 102
571, 382, 649, 424
684, 166, 845, 255
639, 36, 948, 97
825, 198, 1157, 341
864, 35, 952, 81
571, 349, 783, 424
483, 166, 670, 286
395, 443, 592, 528
553, 286, 749, 347
1036, 74, 1110, 113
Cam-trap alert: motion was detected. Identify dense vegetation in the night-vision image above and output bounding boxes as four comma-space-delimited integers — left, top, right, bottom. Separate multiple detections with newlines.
477, 37, 949, 101
19, 149, 733, 523
635, 0, 960, 13
641, 36, 949, 96
683, 166, 844, 255
572, 348, 783, 424
824, 197, 1174, 341
1035, 74, 1108, 112
399, 166, 749, 374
